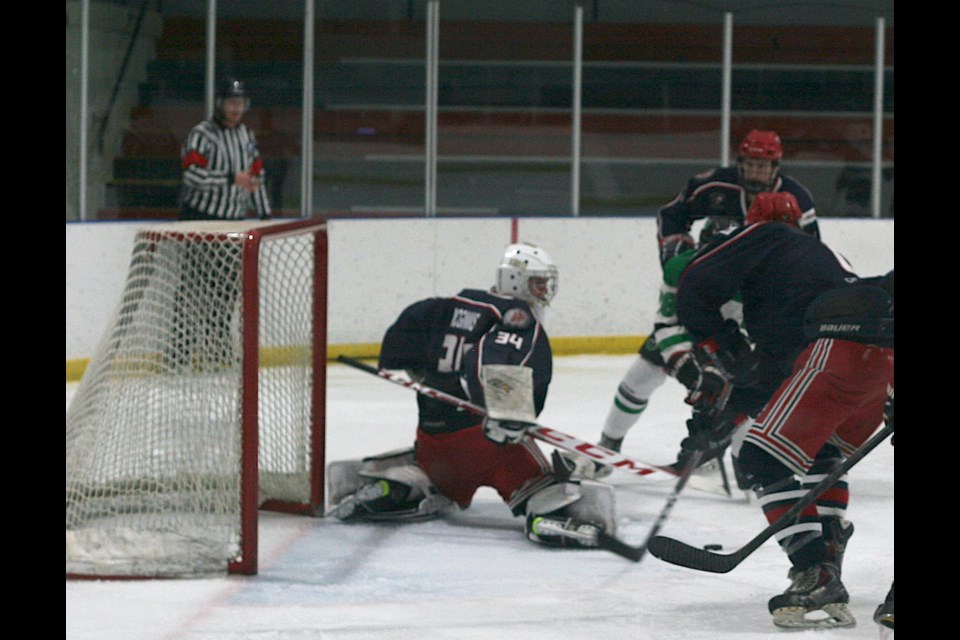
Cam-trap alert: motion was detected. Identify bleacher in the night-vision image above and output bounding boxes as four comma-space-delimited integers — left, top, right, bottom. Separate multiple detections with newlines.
101, 18, 894, 219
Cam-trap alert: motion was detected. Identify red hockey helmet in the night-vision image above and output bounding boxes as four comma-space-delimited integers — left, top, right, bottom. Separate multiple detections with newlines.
746, 192, 802, 227
738, 130, 783, 161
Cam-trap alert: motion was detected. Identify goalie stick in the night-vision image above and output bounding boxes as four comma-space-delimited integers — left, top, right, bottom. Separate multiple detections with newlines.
336, 355, 724, 493
597, 450, 703, 562
646, 422, 894, 573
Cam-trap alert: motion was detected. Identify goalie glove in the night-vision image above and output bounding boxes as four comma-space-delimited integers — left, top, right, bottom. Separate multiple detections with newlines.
667, 349, 732, 421
483, 417, 532, 445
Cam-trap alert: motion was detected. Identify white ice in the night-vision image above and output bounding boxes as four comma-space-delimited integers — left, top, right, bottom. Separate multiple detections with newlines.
66, 354, 894, 639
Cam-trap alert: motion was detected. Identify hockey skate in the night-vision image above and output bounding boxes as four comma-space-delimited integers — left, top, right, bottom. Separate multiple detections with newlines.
768, 562, 856, 629
330, 479, 408, 521
330, 478, 450, 522
523, 476, 614, 549
525, 514, 601, 548
823, 516, 854, 574
874, 582, 894, 634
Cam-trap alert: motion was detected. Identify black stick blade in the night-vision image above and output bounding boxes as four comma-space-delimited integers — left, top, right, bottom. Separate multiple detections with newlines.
596, 531, 644, 562
646, 535, 740, 573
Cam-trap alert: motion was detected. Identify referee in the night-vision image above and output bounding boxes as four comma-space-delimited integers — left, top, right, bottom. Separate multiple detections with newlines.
179, 78, 272, 220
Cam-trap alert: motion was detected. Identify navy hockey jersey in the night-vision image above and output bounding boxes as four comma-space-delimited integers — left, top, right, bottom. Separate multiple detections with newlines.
677, 222, 857, 364
657, 166, 819, 242
379, 288, 552, 434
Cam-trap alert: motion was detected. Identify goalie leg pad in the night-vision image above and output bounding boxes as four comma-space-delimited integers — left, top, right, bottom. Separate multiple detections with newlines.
325, 458, 365, 509
563, 479, 616, 534
525, 481, 583, 516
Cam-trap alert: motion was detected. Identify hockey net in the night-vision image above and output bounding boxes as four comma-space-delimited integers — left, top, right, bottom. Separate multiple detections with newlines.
66, 218, 328, 578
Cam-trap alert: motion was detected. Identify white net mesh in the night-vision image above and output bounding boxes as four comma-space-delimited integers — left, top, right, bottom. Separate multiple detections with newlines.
66, 220, 326, 578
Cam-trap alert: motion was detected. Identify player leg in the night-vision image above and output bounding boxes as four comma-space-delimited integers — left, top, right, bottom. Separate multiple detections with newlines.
736, 338, 891, 629
418, 422, 616, 549
600, 336, 668, 452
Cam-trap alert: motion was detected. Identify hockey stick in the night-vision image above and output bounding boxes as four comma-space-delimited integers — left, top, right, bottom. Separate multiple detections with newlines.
646, 422, 894, 573
336, 355, 723, 492
597, 449, 703, 562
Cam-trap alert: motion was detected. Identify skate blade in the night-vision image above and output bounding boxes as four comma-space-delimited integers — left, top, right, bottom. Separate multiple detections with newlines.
772, 603, 857, 629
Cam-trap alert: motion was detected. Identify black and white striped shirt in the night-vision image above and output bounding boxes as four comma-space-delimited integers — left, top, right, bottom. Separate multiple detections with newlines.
180, 117, 271, 220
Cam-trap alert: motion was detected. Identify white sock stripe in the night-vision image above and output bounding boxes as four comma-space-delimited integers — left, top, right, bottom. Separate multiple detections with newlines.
774, 521, 821, 543
757, 488, 810, 508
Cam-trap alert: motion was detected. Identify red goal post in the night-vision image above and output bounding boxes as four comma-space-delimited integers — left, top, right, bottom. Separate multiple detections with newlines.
66, 218, 328, 578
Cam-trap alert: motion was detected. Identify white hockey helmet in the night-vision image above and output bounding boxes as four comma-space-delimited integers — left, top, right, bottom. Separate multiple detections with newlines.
495, 242, 559, 306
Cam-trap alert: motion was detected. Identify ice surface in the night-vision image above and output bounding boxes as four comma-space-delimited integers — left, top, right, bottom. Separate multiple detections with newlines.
66, 355, 895, 639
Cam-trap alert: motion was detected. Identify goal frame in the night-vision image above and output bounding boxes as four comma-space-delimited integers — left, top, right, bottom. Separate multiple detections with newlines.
66, 217, 328, 578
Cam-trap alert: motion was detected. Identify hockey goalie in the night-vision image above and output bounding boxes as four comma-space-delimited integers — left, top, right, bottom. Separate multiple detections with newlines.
326, 242, 616, 548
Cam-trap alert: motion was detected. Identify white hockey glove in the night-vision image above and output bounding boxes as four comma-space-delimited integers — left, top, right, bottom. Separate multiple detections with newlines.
482, 417, 532, 445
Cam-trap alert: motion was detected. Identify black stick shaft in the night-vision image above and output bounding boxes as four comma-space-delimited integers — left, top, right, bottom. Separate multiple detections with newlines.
646, 422, 893, 573
597, 450, 703, 562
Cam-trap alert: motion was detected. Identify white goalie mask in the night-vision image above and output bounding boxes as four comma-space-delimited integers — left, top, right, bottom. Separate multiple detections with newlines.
495, 242, 559, 306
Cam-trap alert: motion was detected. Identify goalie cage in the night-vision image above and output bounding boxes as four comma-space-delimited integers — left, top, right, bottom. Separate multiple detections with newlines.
66, 218, 328, 578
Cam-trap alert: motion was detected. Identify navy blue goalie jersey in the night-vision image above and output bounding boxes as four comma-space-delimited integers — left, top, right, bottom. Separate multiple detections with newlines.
378, 289, 552, 434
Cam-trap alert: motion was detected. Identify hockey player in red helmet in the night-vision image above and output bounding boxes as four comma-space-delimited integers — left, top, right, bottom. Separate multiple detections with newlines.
746, 191, 802, 227
738, 129, 784, 195
656, 128, 818, 267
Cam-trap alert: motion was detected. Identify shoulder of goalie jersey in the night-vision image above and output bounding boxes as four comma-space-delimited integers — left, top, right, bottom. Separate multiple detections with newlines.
501, 305, 534, 329
453, 288, 536, 329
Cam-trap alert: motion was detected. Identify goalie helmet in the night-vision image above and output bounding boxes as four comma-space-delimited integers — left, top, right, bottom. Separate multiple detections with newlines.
495, 242, 559, 306
746, 191, 802, 228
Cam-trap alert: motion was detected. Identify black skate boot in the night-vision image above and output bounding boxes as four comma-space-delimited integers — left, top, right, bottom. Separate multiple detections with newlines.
823, 516, 854, 575
874, 582, 894, 632
768, 562, 856, 629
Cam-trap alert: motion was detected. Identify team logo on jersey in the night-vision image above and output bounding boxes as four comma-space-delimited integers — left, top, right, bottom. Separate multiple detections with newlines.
708, 191, 727, 212
502, 307, 532, 328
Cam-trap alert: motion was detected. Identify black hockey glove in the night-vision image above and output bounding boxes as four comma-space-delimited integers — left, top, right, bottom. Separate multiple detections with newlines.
680, 411, 737, 456
699, 319, 760, 386
483, 417, 531, 445
667, 349, 732, 421
659, 233, 696, 267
